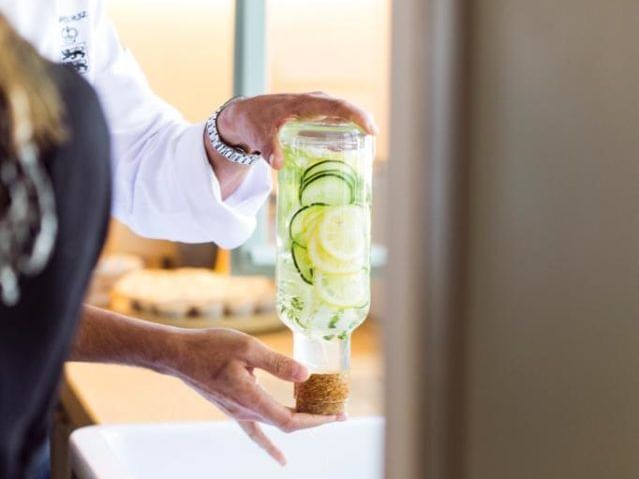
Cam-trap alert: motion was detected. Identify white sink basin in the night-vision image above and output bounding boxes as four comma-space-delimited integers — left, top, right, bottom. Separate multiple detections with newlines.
70, 417, 384, 479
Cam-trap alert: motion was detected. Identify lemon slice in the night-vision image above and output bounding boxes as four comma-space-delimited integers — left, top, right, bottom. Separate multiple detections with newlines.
315, 270, 369, 308
308, 234, 362, 274
289, 204, 326, 248
318, 205, 366, 261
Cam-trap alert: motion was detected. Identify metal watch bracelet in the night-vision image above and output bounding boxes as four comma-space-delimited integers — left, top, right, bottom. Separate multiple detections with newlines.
205, 96, 261, 166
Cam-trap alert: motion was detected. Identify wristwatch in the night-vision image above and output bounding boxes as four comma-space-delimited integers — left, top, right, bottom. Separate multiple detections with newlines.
206, 96, 261, 166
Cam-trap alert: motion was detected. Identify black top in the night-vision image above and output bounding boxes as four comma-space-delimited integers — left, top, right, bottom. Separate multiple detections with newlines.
0, 64, 111, 479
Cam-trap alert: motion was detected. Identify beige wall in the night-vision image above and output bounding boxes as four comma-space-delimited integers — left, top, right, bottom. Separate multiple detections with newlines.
465, 1, 639, 477
106, 0, 235, 122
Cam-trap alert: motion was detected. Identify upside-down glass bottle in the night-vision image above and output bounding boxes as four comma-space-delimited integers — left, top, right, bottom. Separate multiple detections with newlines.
276, 119, 374, 414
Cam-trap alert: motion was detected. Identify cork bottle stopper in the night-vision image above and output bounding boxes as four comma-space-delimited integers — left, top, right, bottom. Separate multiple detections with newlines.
295, 372, 349, 415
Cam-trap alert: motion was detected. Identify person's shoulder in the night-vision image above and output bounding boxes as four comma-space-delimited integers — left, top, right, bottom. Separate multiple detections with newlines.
46, 62, 98, 106
45, 62, 106, 134
44, 62, 111, 171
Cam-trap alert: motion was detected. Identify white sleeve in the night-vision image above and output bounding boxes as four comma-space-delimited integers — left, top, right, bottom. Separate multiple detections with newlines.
90, 5, 271, 248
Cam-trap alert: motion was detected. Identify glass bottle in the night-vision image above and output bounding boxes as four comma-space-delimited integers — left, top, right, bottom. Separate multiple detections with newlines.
276, 119, 374, 414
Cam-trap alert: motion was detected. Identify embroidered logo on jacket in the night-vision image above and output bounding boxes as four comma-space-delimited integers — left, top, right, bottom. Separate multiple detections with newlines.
61, 42, 88, 73
59, 11, 89, 74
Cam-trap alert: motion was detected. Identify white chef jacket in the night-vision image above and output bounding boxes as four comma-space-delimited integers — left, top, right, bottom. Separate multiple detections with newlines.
0, 0, 271, 248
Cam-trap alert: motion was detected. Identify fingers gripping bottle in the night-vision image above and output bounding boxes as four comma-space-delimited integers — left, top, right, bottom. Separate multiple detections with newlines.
276, 119, 374, 415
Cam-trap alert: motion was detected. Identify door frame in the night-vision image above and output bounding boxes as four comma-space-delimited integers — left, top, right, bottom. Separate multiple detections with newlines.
384, 0, 470, 477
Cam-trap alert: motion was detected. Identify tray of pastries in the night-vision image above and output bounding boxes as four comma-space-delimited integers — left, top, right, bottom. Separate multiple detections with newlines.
110, 268, 283, 334
86, 254, 145, 308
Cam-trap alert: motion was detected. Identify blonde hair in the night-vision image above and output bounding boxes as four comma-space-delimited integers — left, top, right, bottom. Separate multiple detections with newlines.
0, 14, 66, 155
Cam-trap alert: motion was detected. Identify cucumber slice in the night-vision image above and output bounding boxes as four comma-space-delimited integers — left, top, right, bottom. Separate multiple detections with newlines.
301, 160, 357, 188
289, 204, 327, 247
303, 171, 357, 195
292, 242, 314, 284
299, 173, 353, 206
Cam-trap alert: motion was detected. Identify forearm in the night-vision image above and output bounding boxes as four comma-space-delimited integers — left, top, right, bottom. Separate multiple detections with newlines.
69, 306, 335, 464
69, 305, 181, 375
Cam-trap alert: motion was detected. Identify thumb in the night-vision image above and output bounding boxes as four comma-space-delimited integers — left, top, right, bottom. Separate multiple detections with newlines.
262, 138, 284, 170
248, 342, 310, 382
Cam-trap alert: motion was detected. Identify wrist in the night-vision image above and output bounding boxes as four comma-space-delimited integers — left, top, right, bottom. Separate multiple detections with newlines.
216, 101, 244, 147
158, 328, 218, 384
205, 97, 260, 167
139, 324, 188, 376
203, 129, 251, 198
